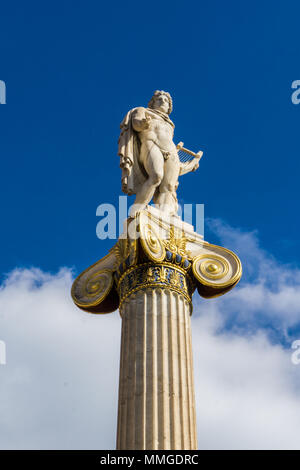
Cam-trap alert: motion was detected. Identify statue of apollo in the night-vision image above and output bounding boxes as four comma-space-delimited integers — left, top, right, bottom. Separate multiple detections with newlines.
118, 90, 202, 217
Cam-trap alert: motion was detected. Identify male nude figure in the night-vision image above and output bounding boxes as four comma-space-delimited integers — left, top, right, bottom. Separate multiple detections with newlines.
119, 90, 199, 216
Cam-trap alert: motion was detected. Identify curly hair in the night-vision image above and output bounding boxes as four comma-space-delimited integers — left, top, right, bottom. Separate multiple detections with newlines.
148, 90, 173, 114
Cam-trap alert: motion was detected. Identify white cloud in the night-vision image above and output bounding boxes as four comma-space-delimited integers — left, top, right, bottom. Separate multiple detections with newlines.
0, 267, 121, 449
0, 222, 299, 449
205, 219, 300, 338
193, 308, 300, 450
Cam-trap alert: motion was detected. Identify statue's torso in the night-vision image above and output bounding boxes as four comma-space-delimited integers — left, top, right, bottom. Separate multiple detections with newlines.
138, 108, 177, 154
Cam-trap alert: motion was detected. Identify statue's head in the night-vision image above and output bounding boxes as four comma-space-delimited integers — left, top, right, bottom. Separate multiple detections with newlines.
148, 90, 173, 115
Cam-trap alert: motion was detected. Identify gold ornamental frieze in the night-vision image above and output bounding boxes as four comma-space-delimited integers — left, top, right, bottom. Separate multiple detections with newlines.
117, 262, 195, 310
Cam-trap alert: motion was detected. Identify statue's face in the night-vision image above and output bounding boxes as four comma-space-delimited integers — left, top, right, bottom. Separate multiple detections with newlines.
151, 94, 169, 114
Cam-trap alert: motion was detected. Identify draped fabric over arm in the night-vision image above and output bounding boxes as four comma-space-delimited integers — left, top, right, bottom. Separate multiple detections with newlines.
118, 108, 147, 195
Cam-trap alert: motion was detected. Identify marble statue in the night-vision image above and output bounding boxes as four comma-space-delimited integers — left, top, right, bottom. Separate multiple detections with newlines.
118, 90, 202, 216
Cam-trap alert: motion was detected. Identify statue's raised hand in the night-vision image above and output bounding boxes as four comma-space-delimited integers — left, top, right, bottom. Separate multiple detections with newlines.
132, 109, 151, 132
140, 115, 151, 129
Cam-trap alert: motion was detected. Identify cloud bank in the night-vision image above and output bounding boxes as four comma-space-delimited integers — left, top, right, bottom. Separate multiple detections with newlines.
0, 222, 299, 449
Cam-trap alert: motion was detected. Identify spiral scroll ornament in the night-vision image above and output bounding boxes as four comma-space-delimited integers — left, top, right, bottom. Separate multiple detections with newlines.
140, 223, 166, 262
71, 269, 113, 309
192, 249, 241, 290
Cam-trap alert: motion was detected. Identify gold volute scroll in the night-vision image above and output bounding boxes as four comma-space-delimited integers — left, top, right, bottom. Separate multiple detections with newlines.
139, 216, 166, 262
192, 245, 242, 298
71, 251, 119, 314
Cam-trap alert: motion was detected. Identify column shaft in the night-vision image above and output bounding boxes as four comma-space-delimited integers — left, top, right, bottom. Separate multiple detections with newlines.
116, 287, 197, 450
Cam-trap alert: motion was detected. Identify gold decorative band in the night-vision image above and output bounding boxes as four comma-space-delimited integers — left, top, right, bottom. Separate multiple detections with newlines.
117, 262, 195, 309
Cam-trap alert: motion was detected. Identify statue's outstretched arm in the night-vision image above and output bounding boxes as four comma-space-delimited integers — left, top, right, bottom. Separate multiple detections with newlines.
132, 107, 151, 132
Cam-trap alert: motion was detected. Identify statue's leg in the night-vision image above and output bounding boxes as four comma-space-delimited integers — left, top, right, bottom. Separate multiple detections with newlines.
129, 142, 164, 217
155, 154, 180, 215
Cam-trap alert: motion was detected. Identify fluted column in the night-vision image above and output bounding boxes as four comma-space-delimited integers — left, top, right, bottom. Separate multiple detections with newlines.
116, 287, 197, 450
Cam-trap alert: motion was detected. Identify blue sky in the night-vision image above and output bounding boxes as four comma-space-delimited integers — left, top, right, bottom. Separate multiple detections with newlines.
1, 0, 300, 277
1, 1, 300, 450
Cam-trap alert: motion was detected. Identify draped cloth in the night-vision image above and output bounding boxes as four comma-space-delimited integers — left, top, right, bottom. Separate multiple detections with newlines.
118, 108, 144, 196
118, 107, 175, 196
